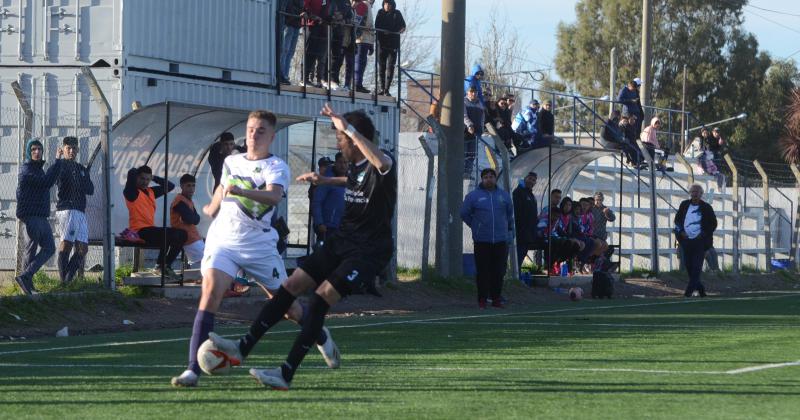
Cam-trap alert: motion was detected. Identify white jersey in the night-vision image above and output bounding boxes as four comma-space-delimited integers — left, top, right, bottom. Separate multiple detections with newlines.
207, 153, 289, 244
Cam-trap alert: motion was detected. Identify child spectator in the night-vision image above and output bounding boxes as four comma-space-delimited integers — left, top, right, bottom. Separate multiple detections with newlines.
170, 174, 204, 269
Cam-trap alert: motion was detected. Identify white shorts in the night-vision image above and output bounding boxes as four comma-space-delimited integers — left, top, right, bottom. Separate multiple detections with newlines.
56, 210, 88, 243
183, 239, 205, 265
201, 236, 287, 290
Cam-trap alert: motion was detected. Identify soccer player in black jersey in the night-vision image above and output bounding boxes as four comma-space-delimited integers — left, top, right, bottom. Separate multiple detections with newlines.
207, 103, 396, 390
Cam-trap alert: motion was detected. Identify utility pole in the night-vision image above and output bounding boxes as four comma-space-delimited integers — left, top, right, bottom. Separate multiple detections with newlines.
681, 64, 687, 152
435, 0, 466, 278
640, 0, 653, 111
609, 47, 617, 118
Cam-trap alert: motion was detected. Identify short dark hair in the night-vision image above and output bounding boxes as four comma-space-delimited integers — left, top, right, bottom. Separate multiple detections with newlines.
526, 171, 538, 178
62, 136, 78, 147
559, 196, 573, 213
551, 188, 562, 195
248, 110, 277, 128
480, 168, 497, 178
335, 152, 343, 160
180, 174, 196, 185
342, 110, 376, 143
219, 132, 235, 142
467, 86, 477, 93
137, 165, 152, 175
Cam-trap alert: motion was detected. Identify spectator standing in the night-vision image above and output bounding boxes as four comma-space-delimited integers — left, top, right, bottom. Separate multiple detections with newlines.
353, 0, 375, 94
461, 168, 513, 309
208, 132, 246, 191
463, 86, 484, 174
463, 64, 485, 107
674, 184, 717, 297
170, 174, 204, 269
279, 0, 305, 85
590, 192, 615, 242
14, 139, 63, 295
538, 100, 565, 145
326, 0, 353, 90
513, 172, 538, 272
55, 136, 95, 284
123, 165, 187, 279
374, 0, 405, 96
617, 79, 644, 134
312, 153, 347, 242
302, 0, 329, 88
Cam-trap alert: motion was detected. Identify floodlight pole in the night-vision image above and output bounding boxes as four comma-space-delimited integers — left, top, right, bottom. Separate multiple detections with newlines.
81, 67, 115, 290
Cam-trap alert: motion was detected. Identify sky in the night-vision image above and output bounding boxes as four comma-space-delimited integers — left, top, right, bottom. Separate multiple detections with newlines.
400, 0, 800, 75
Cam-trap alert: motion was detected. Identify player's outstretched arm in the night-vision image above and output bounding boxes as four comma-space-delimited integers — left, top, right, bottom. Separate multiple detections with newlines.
321, 103, 392, 173
203, 184, 224, 218
296, 172, 347, 187
226, 183, 284, 206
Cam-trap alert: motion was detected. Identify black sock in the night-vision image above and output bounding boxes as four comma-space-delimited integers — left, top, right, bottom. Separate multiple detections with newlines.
65, 252, 86, 282
57, 250, 70, 282
283, 294, 330, 383
239, 286, 296, 358
299, 302, 328, 345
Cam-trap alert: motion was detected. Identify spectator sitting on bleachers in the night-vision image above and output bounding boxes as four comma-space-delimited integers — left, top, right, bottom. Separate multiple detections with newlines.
640, 117, 673, 172
618, 115, 643, 166
124, 165, 187, 280
537, 100, 565, 145
463, 64, 485, 107
512, 99, 546, 150
601, 111, 642, 167
170, 174, 203, 270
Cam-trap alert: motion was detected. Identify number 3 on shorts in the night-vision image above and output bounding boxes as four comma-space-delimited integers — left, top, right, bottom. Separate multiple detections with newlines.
346, 270, 359, 282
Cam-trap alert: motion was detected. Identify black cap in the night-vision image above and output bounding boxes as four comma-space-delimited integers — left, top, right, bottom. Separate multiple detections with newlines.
527, 171, 538, 178
318, 156, 333, 166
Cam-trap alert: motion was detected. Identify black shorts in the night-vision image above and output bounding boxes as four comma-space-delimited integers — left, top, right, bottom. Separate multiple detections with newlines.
298, 234, 392, 297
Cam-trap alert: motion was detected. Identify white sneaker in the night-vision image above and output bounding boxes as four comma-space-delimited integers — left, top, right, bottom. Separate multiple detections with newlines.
249, 367, 290, 390
329, 81, 340, 90
207, 332, 243, 365
171, 369, 198, 387
317, 327, 340, 369
321, 81, 330, 89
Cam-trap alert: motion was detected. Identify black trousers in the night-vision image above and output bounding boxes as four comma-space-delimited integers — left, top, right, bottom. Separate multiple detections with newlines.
378, 46, 397, 92
304, 25, 328, 83
138, 226, 187, 266
680, 237, 706, 296
474, 242, 508, 301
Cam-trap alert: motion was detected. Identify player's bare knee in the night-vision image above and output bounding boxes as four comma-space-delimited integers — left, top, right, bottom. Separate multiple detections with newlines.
316, 281, 341, 306
282, 269, 316, 296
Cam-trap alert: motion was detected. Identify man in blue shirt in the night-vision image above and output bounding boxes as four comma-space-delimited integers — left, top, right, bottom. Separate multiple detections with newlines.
312, 152, 347, 242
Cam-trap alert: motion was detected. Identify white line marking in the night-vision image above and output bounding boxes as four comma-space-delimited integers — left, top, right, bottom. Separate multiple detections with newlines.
726, 360, 800, 374
414, 321, 799, 329
0, 362, 726, 375
1, 293, 797, 357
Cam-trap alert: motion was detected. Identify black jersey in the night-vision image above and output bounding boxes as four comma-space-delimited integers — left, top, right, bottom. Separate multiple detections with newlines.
334, 150, 397, 245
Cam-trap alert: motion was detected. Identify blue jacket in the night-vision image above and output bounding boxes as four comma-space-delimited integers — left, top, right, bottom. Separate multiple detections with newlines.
16, 139, 63, 219
463, 64, 485, 107
617, 85, 642, 117
460, 184, 513, 243
512, 106, 539, 141
312, 168, 345, 229
56, 160, 94, 212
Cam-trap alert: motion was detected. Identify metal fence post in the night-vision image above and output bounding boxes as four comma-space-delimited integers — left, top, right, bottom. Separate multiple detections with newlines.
418, 125, 436, 280
10, 81, 33, 280
81, 67, 115, 290
636, 139, 659, 275
675, 153, 693, 186
753, 160, 772, 272
790, 164, 800, 272
723, 154, 740, 274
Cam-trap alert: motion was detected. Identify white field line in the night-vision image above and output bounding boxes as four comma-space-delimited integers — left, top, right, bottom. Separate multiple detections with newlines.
725, 360, 800, 375
0, 362, 726, 376
0, 293, 797, 358
413, 321, 798, 329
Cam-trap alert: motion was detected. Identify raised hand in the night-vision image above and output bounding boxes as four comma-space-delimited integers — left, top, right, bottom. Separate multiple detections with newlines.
321, 102, 348, 133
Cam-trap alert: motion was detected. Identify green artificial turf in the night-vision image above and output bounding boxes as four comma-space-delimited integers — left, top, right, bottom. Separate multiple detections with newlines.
1, 294, 799, 419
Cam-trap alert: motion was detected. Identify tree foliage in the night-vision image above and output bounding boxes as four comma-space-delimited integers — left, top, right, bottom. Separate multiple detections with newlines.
554, 0, 799, 161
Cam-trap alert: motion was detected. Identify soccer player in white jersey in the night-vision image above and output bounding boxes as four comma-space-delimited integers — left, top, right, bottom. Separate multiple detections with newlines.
171, 110, 340, 387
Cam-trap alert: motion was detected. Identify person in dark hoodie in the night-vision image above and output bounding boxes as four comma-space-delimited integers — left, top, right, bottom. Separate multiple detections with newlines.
674, 184, 717, 298
461, 168, 513, 309
15, 138, 64, 295
123, 165, 187, 279
312, 152, 347, 242
513, 172, 538, 272
55, 136, 95, 284
463, 64, 486, 108
374, 0, 405, 96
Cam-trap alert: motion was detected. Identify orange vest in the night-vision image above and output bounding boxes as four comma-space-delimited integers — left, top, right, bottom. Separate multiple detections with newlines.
126, 188, 156, 232
170, 194, 202, 244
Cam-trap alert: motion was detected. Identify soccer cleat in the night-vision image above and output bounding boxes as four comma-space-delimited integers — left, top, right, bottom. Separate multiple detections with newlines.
207, 332, 243, 366
250, 367, 290, 390
317, 327, 341, 369
170, 370, 198, 387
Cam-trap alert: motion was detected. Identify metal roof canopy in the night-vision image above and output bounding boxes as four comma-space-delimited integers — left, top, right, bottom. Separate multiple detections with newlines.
107, 102, 309, 239
509, 144, 621, 208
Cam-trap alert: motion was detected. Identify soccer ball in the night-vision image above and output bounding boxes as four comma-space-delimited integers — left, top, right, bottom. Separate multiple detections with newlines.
569, 287, 583, 301
198, 339, 234, 375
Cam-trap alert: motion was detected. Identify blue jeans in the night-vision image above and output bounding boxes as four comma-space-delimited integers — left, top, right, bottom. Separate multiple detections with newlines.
280, 26, 300, 80
20, 216, 55, 280
355, 43, 373, 87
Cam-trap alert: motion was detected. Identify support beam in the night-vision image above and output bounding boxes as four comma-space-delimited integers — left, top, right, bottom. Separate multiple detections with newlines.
435, 0, 465, 278
639, 0, 653, 110
609, 47, 617, 118
674, 153, 693, 186
724, 154, 740, 274
753, 160, 772, 272
636, 139, 658, 275
81, 67, 116, 290
418, 122, 437, 280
